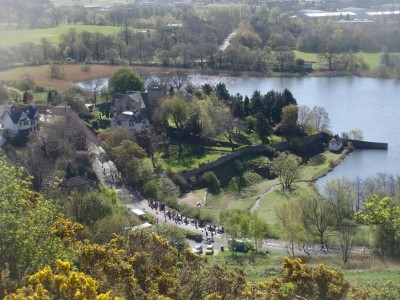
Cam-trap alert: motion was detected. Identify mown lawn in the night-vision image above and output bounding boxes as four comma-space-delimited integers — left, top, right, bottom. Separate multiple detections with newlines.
301, 151, 342, 181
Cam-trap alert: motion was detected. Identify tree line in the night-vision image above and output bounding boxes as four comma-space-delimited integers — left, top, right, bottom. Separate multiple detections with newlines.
2, 2, 400, 74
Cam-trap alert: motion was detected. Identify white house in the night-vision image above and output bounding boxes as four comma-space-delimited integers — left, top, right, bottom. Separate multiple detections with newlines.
111, 110, 148, 130
0, 104, 39, 134
328, 134, 343, 152
111, 91, 149, 131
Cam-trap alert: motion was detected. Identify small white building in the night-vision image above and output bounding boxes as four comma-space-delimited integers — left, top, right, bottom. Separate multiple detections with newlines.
328, 134, 343, 152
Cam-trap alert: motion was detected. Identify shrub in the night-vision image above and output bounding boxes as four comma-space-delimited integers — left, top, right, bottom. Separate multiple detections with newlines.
172, 174, 189, 192
201, 171, 220, 194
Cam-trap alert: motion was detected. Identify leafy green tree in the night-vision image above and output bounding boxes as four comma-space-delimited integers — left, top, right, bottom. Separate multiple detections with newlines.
220, 210, 248, 255
355, 194, 400, 257
325, 178, 356, 263
98, 127, 133, 153
108, 67, 144, 94
0, 158, 62, 281
157, 175, 180, 199
63, 187, 118, 227
90, 213, 140, 244
160, 95, 190, 130
249, 212, 268, 252
298, 190, 336, 245
143, 179, 159, 199
135, 128, 168, 168
270, 152, 301, 191
154, 225, 189, 253
276, 198, 305, 257
279, 104, 298, 134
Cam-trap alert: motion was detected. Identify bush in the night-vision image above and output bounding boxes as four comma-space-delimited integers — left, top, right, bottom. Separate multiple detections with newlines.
201, 171, 220, 194
172, 174, 189, 192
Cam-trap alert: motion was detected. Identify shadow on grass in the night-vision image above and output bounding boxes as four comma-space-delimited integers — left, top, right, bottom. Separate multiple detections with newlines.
307, 153, 327, 166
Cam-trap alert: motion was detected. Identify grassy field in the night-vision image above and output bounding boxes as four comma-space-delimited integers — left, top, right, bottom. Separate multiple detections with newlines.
294, 50, 384, 70
0, 24, 124, 46
192, 150, 346, 227
301, 151, 342, 181
157, 149, 225, 173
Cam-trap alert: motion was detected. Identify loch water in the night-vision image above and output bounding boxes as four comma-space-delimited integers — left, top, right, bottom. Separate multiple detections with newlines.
189, 75, 400, 187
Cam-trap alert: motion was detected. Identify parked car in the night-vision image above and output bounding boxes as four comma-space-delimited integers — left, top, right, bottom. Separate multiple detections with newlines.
192, 244, 203, 254
205, 245, 214, 255
204, 237, 214, 244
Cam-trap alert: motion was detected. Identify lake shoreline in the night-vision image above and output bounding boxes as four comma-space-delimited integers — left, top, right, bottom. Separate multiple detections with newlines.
0, 64, 390, 92
310, 148, 352, 183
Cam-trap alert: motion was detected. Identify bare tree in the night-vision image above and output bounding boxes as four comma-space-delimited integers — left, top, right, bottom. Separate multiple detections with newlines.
311, 106, 330, 132
170, 71, 188, 90
274, 46, 295, 70
297, 105, 314, 133
86, 78, 106, 103
215, 107, 239, 152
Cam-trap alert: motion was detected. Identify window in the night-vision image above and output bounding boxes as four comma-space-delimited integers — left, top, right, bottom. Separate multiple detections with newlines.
20, 120, 29, 126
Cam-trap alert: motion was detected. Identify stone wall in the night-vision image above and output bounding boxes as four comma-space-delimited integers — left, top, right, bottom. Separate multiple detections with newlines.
178, 132, 330, 180
343, 138, 388, 150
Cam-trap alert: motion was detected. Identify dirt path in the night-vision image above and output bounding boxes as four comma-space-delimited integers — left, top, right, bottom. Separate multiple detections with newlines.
248, 185, 279, 212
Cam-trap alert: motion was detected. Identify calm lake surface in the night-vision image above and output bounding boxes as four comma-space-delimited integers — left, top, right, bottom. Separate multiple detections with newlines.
188, 75, 400, 187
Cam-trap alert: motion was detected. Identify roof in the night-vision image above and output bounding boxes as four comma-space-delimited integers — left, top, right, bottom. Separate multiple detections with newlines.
131, 208, 146, 216
117, 111, 145, 123
7, 105, 37, 124
129, 222, 152, 231
113, 91, 147, 109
